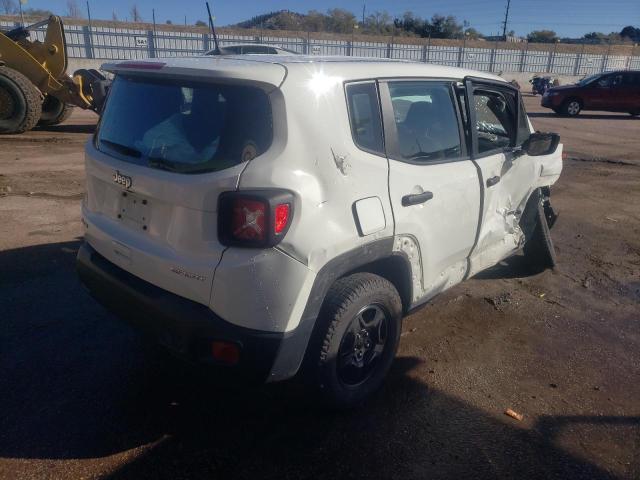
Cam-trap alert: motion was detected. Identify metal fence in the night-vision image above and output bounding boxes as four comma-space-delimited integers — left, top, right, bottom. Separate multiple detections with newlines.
2, 20, 639, 75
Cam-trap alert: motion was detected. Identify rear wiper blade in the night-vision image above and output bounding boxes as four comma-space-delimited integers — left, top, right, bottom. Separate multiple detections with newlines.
147, 156, 180, 172
100, 139, 142, 158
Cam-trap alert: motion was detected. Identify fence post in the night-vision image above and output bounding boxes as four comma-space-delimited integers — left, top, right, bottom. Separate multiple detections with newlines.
457, 45, 463, 67
601, 41, 611, 72
574, 44, 584, 76
387, 35, 393, 58
426, 34, 431, 63
348, 41, 352, 56
202, 33, 210, 52
82, 25, 93, 59
519, 42, 527, 72
546, 50, 554, 73
489, 44, 496, 72
147, 30, 156, 58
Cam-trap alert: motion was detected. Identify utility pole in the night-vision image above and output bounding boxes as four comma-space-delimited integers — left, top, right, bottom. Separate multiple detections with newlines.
362, 1, 366, 26
501, 0, 511, 40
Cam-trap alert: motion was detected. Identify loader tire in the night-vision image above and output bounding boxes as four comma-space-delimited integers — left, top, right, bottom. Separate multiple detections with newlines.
0, 66, 42, 134
38, 95, 74, 126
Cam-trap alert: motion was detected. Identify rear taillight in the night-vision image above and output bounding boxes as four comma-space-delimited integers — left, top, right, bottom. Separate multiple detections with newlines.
219, 190, 294, 247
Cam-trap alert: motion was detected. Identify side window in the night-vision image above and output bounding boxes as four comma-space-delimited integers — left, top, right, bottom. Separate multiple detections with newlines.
388, 81, 462, 162
345, 82, 384, 155
610, 74, 624, 88
597, 75, 612, 88
472, 88, 517, 154
243, 46, 268, 54
623, 73, 639, 86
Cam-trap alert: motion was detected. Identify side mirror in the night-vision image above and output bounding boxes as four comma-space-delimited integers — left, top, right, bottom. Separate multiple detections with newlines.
522, 132, 560, 156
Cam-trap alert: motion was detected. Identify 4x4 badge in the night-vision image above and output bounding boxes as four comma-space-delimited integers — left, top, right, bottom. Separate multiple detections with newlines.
113, 171, 132, 189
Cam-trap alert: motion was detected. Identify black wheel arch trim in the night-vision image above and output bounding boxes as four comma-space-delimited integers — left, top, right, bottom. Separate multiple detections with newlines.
267, 236, 410, 382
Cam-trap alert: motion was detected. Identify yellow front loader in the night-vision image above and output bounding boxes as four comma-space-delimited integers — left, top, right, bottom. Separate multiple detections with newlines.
0, 16, 109, 134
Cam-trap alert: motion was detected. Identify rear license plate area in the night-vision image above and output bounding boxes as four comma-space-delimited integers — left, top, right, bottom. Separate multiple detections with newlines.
119, 192, 150, 228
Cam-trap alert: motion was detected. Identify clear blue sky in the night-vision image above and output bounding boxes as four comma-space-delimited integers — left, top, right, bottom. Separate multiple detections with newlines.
17, 0, 640, 37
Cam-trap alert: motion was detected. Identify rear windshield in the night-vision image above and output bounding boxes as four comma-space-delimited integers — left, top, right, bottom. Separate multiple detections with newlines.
96, 76, 273, 173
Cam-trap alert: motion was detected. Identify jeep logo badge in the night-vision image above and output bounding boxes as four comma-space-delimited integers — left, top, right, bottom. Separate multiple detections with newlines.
113, 171, 132, 189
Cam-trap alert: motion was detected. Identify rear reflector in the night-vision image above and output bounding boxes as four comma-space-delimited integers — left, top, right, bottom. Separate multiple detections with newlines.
274, 203, 290, 234
212, 341, 240, 365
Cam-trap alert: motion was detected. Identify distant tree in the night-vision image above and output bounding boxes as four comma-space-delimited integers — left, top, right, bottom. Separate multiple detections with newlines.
166, 19, 172, 25
268, 10, 303, 30
527, 30, 558, 43
364, 11, 393, 35
66, 0, 83, 18
464, 27, 483, 40
583, 31, 626, 44
393, 11, 426, 36
195, 20, 207, 27
112, 11, 118, 21
1, 0, 17, 15
324, 8, 356, 34
23, 8, 55, 17
130, 4, 142, 22
426, 14, 464, 39
620, 25, 640, 42
303, 10, 325, 32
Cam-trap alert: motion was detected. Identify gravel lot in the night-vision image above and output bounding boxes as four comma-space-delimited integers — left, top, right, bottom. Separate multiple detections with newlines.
0, 96, 639, 480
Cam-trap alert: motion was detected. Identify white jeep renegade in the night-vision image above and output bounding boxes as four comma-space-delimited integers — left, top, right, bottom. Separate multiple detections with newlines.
77, 55, 562, 407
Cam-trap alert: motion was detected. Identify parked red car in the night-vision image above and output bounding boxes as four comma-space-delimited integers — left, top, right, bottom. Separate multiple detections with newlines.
541, 70, 640, 116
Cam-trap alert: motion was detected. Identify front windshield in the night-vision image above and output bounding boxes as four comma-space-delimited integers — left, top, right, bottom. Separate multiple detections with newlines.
96, 76, 273, 173
577, 74, 602, 86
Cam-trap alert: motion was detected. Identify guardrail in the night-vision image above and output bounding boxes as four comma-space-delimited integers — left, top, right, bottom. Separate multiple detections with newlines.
2, 20, 638, 75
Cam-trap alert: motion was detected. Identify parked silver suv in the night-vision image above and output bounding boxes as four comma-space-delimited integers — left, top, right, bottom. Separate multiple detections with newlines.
77, 55, 562, 407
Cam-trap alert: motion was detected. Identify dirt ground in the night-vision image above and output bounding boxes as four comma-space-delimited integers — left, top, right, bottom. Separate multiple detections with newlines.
0, 96, 639, 480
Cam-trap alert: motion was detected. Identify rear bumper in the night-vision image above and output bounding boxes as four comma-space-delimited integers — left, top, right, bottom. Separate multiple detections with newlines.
76, 242, 288, 383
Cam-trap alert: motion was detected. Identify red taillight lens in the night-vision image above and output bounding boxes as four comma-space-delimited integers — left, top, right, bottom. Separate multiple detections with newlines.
219, 190, 294, 247
274, 203, 290, 235
231, 198, 266, 241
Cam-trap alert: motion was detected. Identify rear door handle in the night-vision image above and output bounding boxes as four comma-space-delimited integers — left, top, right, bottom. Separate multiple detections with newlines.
486, 175, 501, 187
402, 191, 433, 206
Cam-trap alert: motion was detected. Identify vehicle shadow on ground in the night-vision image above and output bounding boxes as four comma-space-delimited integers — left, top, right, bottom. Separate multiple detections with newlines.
34, 123, 97, 134
0, 241, 634, 479
528, 112, 636, 120
473, 253, 543, 280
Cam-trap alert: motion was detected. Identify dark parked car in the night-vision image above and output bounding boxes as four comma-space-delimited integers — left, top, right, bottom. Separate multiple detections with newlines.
541, 70, 640, 116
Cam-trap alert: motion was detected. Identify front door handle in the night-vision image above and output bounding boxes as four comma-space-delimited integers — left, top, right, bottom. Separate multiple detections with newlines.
486, 175, 501, 187
402, 191, 434, 206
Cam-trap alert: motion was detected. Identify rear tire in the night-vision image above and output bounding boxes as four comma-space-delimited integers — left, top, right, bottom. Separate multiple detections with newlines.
561, 98, 582, 117
38, 95, 73, 126
310, 273, 402, 409
0, 66, 42, 134
523, 200, 557, 270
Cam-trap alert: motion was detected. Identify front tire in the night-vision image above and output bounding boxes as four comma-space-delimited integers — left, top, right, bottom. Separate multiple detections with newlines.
38, 95, 73, 126
311, 273, 402, 409
0, 66, 42, 134
561, 98, 582, 117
